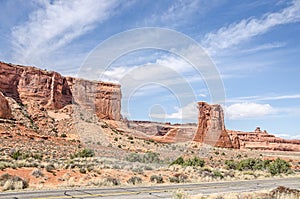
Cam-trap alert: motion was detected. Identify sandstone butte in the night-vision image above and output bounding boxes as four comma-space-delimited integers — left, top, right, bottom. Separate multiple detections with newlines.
193, 101, 300, 151
0, 61, 300, 151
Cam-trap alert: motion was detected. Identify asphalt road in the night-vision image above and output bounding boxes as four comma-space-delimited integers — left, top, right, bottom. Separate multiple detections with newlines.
1, 177, 299, 199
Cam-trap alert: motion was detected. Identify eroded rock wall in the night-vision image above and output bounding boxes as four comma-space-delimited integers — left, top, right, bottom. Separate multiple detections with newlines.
67, 77, 121, 121
0, 62, 121, 120
0, 62, 73, 109
193, 102, 233, 148
0, 92, 12, 119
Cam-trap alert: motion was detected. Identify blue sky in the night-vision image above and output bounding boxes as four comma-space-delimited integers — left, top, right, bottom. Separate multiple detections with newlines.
0, 0, 300, 139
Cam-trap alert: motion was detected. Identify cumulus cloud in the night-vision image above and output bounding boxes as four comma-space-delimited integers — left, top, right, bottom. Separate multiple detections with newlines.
11, 0, 119, 66
202, 0, 300, 54
103, 55, 194, 82
225, 102, 275, 119
151, 102, 198, 120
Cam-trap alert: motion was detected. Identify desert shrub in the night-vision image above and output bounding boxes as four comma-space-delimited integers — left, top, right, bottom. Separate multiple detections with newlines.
0, 173, 28, 190
169, 173, 188, 183
0, 162, 11, 170
172, 189, 191, 199
169, 176, 179, 183
104, 177, 120, 186
132, 167, 144, 174
101, 124, 108, 128
267, 158, 291, 175
236, 158, 270, 171
225, 158, 290, 175
127, 176, 142, 185
144, 165, 153, 170
61, 133, 67, 138
126, 152, 161, 164
170, 157, 184, 166
170, 157, 205, 167
213, 170, 224, 179
126, 153, 141, 162
71, 148, 94, 158
225, 159, 237, 170
79, 168, 86, 174
31, 169, 44, 178
87, 166, 94, 172
269, 186, 300, 198
128, 136, 134, 140
184, 157, 205, 167
32, 153, 43, 160
150, 175, 164, 183
236, 158, 257, 171
45, 164, 55, 172
11, 150, 22, 160
142, 152, 161, 163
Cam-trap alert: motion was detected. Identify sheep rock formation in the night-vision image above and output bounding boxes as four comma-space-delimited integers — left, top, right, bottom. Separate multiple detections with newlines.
0, 61, 121, 120
193, 102, 233, 148
192, 101, 300, 151
0, 91, 12, 119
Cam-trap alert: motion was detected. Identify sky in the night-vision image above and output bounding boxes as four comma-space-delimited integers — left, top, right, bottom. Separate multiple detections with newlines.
0, 0, 300, 139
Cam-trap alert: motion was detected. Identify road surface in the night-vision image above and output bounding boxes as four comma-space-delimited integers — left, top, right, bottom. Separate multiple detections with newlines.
0, 177, 299, 199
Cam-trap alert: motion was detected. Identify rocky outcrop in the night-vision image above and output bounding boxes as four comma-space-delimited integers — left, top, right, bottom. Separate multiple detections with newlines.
67, 77, 121, 121
228, 129, 300, 151
0, 92, 12, 119
193, 102, 233, 148
0, 62, 72, 109
0, 61, 121, 120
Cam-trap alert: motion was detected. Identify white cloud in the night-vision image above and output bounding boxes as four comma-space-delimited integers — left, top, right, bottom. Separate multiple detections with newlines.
11, 0, 119, 66
225, 102, 275, 119
228, 93, 300, 103
273, 133, 300, 139
240, 42, 286, 53
103, 55, 193, 81
156, 56, 192, 73
151, 102, 198, 120
149, 0, 220, 28
202, 0, 300, 54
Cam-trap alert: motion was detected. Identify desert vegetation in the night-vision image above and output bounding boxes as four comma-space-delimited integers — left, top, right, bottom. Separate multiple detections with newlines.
173, 186, 300, 199
0, 143, 299, 191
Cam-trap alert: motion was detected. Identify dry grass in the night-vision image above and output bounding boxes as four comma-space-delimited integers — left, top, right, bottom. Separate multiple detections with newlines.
192, 186, 300, 199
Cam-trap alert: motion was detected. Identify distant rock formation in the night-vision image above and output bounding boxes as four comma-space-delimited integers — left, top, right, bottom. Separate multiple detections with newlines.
228, 129, 300, 151
0, 91, 12, 119
0, 61, 121, 120
193, 102, 300, 151
193, 102, 233, 148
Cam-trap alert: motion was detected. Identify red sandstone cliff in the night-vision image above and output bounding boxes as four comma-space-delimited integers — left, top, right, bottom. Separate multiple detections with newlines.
0, 91, 12, 119
0, 61, 121, 120
228, 129, 300, 151
192, 102, 300, 151
67, 77, 121, 120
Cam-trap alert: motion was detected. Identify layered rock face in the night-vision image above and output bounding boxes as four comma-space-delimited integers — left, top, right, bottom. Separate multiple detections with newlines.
67, 77, 121, 120
228, 129, 300, 151
0, 62, 73, 109
193, 102, 300, 151
0, 62, 121, 120
193, 102, 233, 148
0, 92, 12, 119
